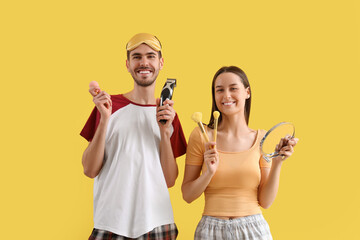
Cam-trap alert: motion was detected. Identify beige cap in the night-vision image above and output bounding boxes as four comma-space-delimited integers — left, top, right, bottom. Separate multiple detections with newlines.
126, 33, 162, 52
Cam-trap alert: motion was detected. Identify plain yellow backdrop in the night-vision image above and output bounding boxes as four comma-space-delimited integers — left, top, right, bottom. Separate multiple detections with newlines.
1, 0, 359, 239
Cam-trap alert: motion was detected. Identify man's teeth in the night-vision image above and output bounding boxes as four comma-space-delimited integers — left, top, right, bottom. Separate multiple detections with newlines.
139, 71, 150, 74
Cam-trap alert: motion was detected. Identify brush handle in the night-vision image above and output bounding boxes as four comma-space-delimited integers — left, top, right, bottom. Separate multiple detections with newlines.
212, 111, 220, 145
211, 118, 219, 150
213, 129, 217, 143
197, 122, 210, 142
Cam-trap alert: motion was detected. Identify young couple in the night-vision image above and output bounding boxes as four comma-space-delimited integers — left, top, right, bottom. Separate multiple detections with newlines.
80, 33, 298, 240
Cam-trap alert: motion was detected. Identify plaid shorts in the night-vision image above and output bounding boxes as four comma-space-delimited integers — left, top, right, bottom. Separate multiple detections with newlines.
88, 223, 178, 240
195, 214, 272, 240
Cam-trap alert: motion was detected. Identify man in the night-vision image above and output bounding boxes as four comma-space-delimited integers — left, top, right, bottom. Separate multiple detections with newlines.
80, 33, 187, 240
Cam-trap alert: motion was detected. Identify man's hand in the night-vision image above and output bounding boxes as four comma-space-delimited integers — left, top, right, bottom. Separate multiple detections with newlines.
156, 98, 175, 134
89, 87, 112, 120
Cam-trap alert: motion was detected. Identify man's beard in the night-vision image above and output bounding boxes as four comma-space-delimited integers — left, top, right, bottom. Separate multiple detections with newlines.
133, 77, 157, 87
131, 67, 159, 87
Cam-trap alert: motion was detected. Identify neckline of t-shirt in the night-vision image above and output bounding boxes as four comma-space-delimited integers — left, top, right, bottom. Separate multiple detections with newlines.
205, 126, 260, 154
118, 94, 157, 107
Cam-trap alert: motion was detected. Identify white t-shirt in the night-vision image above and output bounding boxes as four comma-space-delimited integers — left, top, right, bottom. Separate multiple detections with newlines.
81, 94, 187, 238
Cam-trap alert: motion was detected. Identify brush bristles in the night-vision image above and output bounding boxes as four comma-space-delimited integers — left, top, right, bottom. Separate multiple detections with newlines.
191, 112, 203, 123
213, 111, 220, 119
191, 112, 209, 142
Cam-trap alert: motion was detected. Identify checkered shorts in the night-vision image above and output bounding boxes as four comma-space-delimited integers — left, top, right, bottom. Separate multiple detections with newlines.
88, 223, 178, 240
195, 214, 272, 240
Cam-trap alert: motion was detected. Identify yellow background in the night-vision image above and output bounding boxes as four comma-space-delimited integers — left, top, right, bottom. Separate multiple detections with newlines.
1, 0, 359, 239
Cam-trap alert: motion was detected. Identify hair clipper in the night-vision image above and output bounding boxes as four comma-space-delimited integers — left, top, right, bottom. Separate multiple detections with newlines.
159, 78, 176, 124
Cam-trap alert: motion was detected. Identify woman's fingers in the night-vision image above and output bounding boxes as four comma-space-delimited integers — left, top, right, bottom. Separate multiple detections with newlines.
288, 137, 299, 146
279, 145, 294, 158
205, 142, 216, 151
204, 145, 218, 165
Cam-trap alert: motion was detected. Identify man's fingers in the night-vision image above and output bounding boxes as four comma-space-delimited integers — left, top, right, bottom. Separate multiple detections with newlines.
162, 99, 174, 107
89, 87, 101, 96
157, 103, 175, 113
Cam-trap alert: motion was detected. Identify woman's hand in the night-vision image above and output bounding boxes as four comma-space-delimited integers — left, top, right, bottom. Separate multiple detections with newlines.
204, 142, 219, 176
272, 135, 299, 163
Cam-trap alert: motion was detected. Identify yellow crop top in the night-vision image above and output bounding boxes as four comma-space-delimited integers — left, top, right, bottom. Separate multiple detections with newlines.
185, 126, 272, 217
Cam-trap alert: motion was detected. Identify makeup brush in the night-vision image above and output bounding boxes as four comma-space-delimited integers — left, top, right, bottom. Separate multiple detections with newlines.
213, 111, 220, 143
191, 112, 210, 142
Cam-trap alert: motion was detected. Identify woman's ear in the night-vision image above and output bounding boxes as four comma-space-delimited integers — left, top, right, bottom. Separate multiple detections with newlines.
246, 87, 250, 99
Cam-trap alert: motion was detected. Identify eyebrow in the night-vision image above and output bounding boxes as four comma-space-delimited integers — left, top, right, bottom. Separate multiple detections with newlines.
131, 52, 157, 57
215, 83, 239, 88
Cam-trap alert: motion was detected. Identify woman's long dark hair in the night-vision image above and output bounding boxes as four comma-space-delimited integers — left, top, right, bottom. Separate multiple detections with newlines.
208, 66, 252, 129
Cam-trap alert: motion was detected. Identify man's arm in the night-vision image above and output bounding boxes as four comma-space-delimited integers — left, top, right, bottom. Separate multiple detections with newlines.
156, 98, 178, 188
82, 91, 112, 178
82, 117, 109, 178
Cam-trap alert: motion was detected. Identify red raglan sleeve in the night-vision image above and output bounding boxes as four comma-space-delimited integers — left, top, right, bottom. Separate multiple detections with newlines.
80, 107, 101, 142
170, 113, 187, 158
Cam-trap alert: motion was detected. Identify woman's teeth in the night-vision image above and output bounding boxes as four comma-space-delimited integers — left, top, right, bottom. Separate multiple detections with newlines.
223, 102, 234, 106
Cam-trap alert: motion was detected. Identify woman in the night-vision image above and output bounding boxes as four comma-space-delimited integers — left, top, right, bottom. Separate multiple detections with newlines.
182, 66, 298, 240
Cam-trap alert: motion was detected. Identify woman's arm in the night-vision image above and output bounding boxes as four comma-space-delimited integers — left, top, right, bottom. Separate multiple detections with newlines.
182, 165, 212, 203
182, 142, 218, 203
258, 137, 298, 208
257, 163, 281, 209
